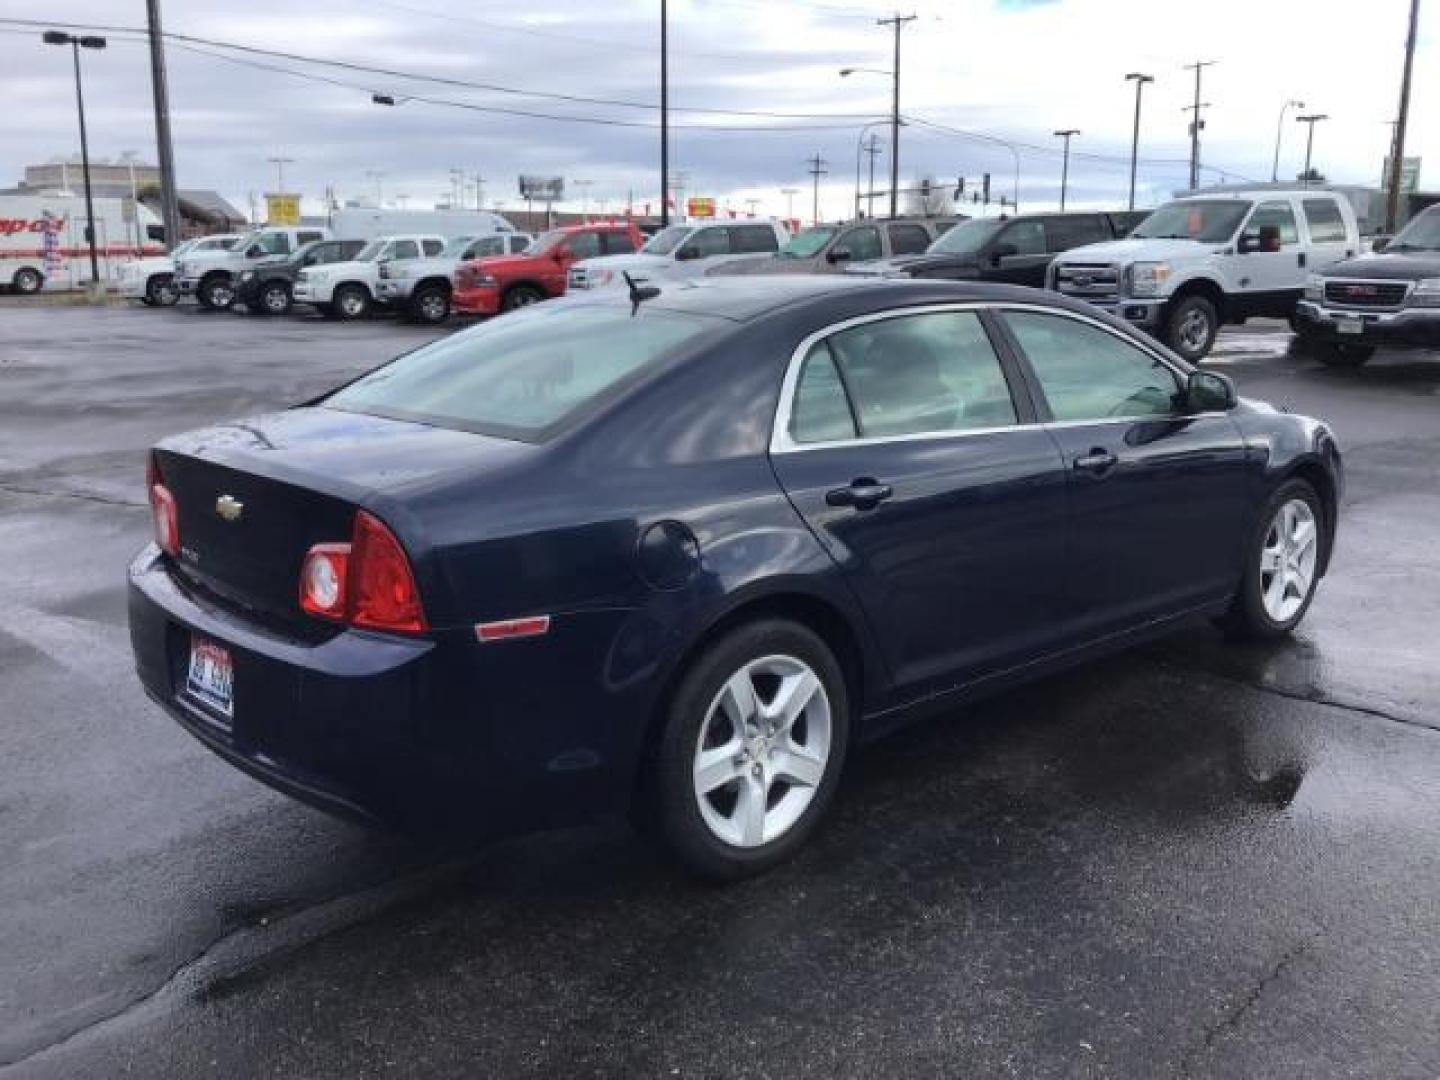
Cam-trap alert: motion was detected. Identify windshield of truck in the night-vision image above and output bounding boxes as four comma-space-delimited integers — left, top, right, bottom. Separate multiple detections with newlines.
642, 226, 692, 255
441, 236, 477, 257
1132, 200, 1252, 243
927, 218, 1005, 255
779, 227, 838, 259
1389, 207, 1440, 251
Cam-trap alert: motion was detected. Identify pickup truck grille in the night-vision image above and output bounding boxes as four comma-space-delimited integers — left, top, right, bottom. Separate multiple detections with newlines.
1323, 279, 1410, 310
1055, 263, 1120, 302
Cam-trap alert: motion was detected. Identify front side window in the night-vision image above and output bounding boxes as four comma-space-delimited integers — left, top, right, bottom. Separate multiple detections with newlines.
422, 239, 444, 256
565, 232, 602, 259
466, 237, 506, 259
927, 218, 1005, 255
1132, 199, 1252, 243
887, 222, 932, 255
789, 311, 1017, 443
327, 306, 721, 440
509, 235, 531, 254
1390, 206, 1440, 251
1302, 198, 1347, 243
997, 220, 1046, 256
641, 225, 692, 255
780, 227, 838, 259
1044, 215, 1107, 252
253, 232, 290, 256
835, 226, 882, 262
685, 228, 731, 258
731, 225, 780, 254
1004, 311, 1181, 422
390, 240, 420, 260
1244, 201, 1299, 247
601, 231, 637, 255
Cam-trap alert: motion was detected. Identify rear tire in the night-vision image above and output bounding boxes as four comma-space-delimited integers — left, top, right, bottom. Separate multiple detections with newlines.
500, 284, 544, 312
12, 267, 43, 295
332, 284, 371, 320
1216, 479, 1325, 641
256, 280, 292, 316
410, 284, 450, 324
647, 618, 850, 880
1313, 341, 1375, 368
1163, 295, 1219, 362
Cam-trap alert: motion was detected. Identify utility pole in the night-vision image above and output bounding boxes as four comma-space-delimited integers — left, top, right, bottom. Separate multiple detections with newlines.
145, 0, 182, 247
1053, 129, 1079, 211
1183, 60, 1215, 190
806, 154, 829, 226
1271, 99, 1305, 183
877, 13, 916, 219
864, 135, 883, 218
660, 0, 670, 227
472, 173, 486, 210
1124, 73, 1153, 211
1296, 113, 1329, 187
1387, 0, 1421, 232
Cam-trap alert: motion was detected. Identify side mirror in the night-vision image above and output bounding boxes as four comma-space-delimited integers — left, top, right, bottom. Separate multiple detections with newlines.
1186, 369, 1237, 412
827, 247, 853, 264
1237, 232, 1260, 254
246, 244, 262, 258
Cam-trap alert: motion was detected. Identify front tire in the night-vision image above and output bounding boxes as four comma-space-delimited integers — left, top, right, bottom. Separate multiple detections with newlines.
332, 284, 371, 320
12, 267, 43, 295
253, 279, 292, 316
648, 619, 850, 880
1217, 479, 1325, 640
500, 284, 544, 312
1313, 341, 1375, 368
197, 274, 235, 310
146, 275, 179, 306
1163, 295, 1219, 362
410, 284, 450, 324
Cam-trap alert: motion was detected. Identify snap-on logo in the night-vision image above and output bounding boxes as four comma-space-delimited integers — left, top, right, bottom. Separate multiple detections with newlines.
0, 218, 63, 237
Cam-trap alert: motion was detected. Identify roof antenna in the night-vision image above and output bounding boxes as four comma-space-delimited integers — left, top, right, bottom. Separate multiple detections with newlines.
623, 271, 660, 316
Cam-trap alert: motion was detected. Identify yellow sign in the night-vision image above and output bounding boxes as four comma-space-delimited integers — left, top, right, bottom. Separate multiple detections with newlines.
687, 196, 716, 218
265, 193, 301, 226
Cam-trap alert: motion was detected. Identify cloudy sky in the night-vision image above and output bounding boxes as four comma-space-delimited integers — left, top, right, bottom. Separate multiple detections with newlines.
1, 0, 1433, 223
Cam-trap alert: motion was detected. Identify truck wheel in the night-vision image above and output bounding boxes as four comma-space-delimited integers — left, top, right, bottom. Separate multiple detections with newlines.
146, 275, 179, 306
11, 268, 43, 295
333, 284, 371, 320
1163, 295, 1219, 362
1313, 341, 1375, 368
410, 285, 450, 324
501, 284, 544, 312
197, 275, 235, 310
256, 280, 292, 316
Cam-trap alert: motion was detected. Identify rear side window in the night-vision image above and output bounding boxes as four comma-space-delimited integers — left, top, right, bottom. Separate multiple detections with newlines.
509, 235, 531, 254
297, 231, 325, 245
1303, 198, 1348, 243
1045, 215, 1108, 252
339, 240, 366, 259
602, 231, 638, 255
1246, 202, 1299, 246
887, 222, 932, 255
422, 239, 444, 256
390, 240, 420, 260
254, 232, 290, 256
326, 306, 720, 440
789, 311, 1017, 443
730, 225, 780, 254
566, 232, 602, 259
835, 226, 883, 262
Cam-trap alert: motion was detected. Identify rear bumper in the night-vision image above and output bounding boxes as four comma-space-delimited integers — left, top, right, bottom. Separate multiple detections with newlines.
127, 546, 644, 834
453, 285, 502, 315
1295, 300, 1440, 348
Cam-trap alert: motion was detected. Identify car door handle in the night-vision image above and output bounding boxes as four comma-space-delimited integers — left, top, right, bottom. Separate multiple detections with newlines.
1073, 449, 1119, 475
826, 478, 893, 511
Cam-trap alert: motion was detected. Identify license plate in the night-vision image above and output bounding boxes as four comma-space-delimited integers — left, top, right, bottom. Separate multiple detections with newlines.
186, 637, 234, 718
1337, 318, 1365, 335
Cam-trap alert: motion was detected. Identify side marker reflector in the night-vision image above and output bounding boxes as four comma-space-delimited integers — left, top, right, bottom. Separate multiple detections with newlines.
475, 615, 551, 643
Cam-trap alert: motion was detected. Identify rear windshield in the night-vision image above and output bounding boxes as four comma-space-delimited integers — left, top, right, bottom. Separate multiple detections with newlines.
324, 304, 720, 440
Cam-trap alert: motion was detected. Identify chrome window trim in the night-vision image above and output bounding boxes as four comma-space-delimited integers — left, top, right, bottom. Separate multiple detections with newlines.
769, 301, 1193, 455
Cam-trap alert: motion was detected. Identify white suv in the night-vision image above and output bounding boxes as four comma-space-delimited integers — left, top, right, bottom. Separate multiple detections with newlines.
292, 234, 445, 320
1048, 190, 1360, 360
568, 219, 790, 291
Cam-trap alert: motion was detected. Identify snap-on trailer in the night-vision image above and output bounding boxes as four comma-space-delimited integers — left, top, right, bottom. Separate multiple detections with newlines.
0, 193, 164, 293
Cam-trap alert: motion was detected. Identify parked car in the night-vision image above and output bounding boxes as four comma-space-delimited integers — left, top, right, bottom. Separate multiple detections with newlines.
130, 276, 1342, 879
373, 233, 536, 324
1293, 204, 1440, 366
568, 219, 790, 291
235, 238, 368, 316
715, 218, 951, 276
177, 226, 331, 310
119, 233, 243, 306
1048, 190, 1361, 361
850, 211, 1147, 287
453, 222, 644, 316
291, 234, 445, 320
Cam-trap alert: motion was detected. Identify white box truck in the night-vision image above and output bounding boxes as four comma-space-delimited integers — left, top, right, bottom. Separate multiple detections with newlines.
0, 193, 164, 294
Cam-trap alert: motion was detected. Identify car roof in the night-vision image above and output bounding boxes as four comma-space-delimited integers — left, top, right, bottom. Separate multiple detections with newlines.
557, 222, 635, 233
565, 274, 1110, 324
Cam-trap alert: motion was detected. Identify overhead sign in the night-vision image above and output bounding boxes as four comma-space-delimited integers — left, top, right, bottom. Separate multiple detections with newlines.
1381, 156, 1422, 194
687, 196, 716, 218
519, 175, 565, 201
265, 192, 301, 226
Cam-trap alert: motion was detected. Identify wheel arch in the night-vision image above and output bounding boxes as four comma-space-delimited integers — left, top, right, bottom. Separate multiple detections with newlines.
1282, 457, 1339, 576
334, 279, 373, 298
502, 278, 547, 300
1166, 276, 1228, 322
413, 275, 452, 295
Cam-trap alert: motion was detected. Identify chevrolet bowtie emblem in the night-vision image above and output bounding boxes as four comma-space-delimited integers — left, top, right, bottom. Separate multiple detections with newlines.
215, 495, 244, 522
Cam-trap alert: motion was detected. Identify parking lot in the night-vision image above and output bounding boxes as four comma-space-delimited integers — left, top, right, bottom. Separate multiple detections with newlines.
2, 302, 1440, 1078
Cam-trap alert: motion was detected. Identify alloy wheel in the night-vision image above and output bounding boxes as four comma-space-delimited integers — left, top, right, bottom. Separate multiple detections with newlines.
1178, 308, 1212, 352
1260, 498, 1319, 622
692, 654, 832, 849
419, 292, 448, 322
262, 284, 289, 314
339, 291, 366, 318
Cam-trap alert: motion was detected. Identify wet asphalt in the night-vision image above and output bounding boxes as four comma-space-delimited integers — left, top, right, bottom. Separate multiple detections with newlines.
1, 302, 1438, 1079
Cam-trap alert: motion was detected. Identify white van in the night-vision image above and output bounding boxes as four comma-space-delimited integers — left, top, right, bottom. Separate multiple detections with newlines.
328, 208, 517, 243
0, 193, 163, 293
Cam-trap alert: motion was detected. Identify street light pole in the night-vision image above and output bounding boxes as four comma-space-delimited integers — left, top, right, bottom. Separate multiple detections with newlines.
1272, 99, 1304, 183
1386, 0, 1421, 233
1053, 129, 1079, 211
1124, 74, 1153, 212
44, 31, 106, 286
660, 0, 670, 227
1296, 114, 1328, 187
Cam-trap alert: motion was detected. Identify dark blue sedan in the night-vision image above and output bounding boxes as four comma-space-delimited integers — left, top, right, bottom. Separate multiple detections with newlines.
129, 277, 1343, 878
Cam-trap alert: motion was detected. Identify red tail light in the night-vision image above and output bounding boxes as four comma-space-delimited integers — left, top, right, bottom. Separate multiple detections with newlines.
298, 511, 427, 634
146, 452, 180, 557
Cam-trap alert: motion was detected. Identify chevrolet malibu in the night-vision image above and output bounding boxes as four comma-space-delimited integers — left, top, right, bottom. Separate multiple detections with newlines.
129, 278, 1342, 879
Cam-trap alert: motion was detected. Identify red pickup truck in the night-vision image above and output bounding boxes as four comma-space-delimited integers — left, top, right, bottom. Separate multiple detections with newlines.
453, 221, 645, 316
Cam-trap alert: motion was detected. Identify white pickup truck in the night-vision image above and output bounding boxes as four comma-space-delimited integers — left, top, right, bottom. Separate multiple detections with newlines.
373, 232, 531, 323
1048, 189, 1361, 360
119, 233, 242, 306
176, 225, 330, 309
292, 234, 445, 320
